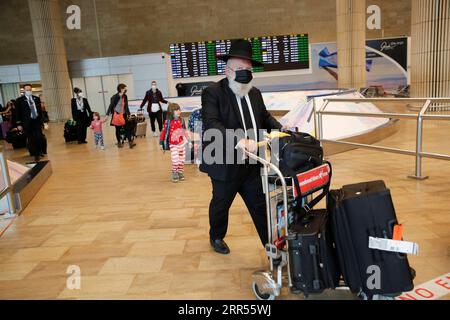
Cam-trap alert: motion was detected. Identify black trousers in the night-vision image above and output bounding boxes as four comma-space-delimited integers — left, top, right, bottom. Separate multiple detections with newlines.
149, 110, 162, 132
25, 120, 46, 157
115, 125, 132, 143
76, 122, 88, 143
209, 164, 268, 246
75, 113, 90, 143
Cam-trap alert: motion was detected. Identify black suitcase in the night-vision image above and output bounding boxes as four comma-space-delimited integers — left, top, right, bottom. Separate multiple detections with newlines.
287, 209, 341, 297
327, 180, 414, 298
6, 130, 27, 149
64, 121, 77, 143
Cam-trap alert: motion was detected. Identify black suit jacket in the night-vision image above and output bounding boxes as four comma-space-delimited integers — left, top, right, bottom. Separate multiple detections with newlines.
106, 93, 131, 126
71, 98, 93, 125
200, 78, 281, 181
15, 95, 44, 129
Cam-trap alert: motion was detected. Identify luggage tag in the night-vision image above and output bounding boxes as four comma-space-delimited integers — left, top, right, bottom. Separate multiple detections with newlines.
393, 224, 403, 240
368, 236, 419, 255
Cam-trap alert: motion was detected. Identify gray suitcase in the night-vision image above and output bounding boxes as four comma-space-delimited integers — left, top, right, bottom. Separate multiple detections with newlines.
136, 121, 147, 137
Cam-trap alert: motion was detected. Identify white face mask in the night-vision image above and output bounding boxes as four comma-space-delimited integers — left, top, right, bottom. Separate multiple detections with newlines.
25, 90, 32, 97
151, 85, 157, 91
77, 92, 83, 98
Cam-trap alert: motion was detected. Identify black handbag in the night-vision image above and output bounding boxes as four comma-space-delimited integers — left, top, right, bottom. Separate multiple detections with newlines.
270, 131, 323, 178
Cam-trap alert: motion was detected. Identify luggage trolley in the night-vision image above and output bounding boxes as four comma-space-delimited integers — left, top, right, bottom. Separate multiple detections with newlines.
242, 142, 332, 300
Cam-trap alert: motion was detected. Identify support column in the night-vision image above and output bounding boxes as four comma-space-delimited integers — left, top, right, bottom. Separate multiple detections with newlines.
336, 0, 366, 89
411, 0, 450, 97
28, 0, 72, 121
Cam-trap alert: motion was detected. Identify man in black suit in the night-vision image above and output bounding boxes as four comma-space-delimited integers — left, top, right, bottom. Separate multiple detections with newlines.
15, 84, 47, 162
200, 40, 283, 254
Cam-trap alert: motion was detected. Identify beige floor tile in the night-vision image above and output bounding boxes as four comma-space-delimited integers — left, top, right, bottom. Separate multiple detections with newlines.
150, 208, 195, 219
127, 240, 186, 257
161, 254, 201, 272
57, 275, 135, 299
93, 231, 126, 245
184, 239, 213, 253
99, 257, 165, 275
59, 243, 132, 262
7, 247, 69, 263
123, 229, 177, 242
170, 270, 240, 293
174, 227, 208, 240
76, 221, 128, 233
0, 277, 67, 299
127, 272, 173, 295
41, 231, 100, 247
149, 217, 201, 229
28, 215, 78, 226
25, 260, 108, 279
0, 262, 39, 280
198, 252, 264, 271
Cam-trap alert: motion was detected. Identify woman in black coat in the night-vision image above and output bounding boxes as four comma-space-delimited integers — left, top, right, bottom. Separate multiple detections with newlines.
71, 87, 93, 144
106, 83, 136, 149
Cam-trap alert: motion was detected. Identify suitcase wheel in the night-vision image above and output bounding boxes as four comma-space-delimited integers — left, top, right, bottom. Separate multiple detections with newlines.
252, 281, 275, 301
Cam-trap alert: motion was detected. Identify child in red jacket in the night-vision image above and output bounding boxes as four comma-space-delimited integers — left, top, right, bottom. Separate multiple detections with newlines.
160, 103, 191, 182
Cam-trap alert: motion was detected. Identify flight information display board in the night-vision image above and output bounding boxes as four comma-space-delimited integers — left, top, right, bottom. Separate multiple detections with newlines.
169, 34, 309, 78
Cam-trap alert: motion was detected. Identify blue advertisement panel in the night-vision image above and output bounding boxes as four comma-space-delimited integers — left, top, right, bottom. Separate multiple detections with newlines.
286, 37, 408, 90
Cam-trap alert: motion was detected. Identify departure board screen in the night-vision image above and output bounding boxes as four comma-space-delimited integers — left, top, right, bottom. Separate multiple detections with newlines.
169, 34, 309, 78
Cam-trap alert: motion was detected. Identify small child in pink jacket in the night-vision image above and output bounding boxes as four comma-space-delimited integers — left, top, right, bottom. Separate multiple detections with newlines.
90, 112, 108, 150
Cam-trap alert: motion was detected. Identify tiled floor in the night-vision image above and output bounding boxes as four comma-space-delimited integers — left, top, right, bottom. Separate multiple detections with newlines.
0, 118, 448, 300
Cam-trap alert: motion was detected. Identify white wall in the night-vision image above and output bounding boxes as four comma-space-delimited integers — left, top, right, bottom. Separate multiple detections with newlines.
0, 63, 41, 84
68, 53, 170, 101
0, 53, 171, 102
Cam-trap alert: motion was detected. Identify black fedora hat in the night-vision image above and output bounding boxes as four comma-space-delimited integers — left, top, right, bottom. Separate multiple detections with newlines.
217, 39, 264, 67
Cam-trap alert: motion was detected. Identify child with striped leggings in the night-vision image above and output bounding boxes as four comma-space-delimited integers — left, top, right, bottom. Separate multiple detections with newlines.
160, 103, 191, 182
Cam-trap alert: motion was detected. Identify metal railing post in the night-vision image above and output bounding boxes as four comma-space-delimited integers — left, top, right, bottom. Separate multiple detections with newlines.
0, 153, 16, 216
312, 98, 318, 138
311, 97, 450, 180
317, 100, 329, 142
408, 100, 431, 180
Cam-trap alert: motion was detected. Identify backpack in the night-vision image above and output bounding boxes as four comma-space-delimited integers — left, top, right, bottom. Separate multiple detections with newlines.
161, 118, 187, 151
188, 109, 202, 134
270, 131, 324, 197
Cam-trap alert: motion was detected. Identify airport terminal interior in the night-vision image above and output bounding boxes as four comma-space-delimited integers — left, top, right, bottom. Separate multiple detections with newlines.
0, 0, 449, 300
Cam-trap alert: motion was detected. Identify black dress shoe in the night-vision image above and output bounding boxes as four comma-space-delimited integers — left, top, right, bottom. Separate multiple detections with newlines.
210, 239, 230, 254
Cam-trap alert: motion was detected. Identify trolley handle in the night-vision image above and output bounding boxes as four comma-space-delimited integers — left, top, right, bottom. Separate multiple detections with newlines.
241, 146, 293, 287
241, 148, 285, 184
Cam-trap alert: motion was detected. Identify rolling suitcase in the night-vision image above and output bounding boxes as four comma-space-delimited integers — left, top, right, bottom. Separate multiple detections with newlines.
64, 120, 77, 143
135, 121, 147, 137
327, 180, 415, 299
287, 209, 341, 297
136, 110, 146, 123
